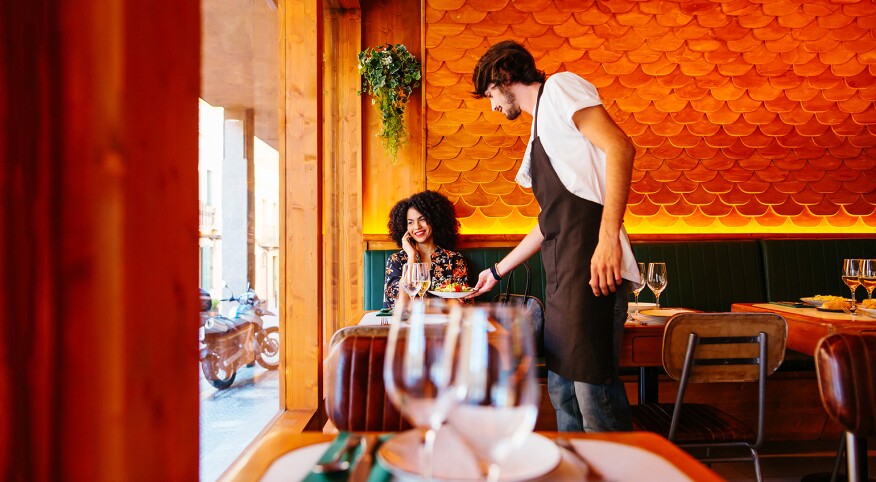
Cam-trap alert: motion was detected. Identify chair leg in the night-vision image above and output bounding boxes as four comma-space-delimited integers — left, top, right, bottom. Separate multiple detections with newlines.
846, 432, 868, 482
830, 435, 846, 482
749, 446, 763, 482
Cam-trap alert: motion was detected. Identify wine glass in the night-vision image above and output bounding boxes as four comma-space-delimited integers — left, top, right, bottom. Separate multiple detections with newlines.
861, 259, 876, 300
413, 262, 432, 301
400, 263, 423, 303
842, 258, 862, 313
446, 304, 540, 482
647, 262, 668, 309
383, 295, 461, 481
630, 262, 646, 323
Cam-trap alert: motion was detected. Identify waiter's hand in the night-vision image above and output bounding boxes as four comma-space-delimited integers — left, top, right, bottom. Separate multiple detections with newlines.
468, 269, 498, 298
590, 238, 623, 296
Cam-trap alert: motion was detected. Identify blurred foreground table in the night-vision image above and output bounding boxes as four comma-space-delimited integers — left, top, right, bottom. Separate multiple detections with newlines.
238, 430, 723, 481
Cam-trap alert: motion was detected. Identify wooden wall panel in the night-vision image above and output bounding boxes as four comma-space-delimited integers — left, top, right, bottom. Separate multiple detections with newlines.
282, 0, 323, 411
361, 0, 426, 234
324, 8, 365, 341
424, 0, 876, 235
1, 0, 200, 480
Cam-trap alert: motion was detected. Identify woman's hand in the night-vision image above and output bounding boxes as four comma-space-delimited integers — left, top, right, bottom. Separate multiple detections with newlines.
402, 231, 417, 260
467, 268, 497, 298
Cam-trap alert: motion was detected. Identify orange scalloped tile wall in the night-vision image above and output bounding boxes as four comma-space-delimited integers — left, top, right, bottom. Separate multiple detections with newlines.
423, 0, 876, 234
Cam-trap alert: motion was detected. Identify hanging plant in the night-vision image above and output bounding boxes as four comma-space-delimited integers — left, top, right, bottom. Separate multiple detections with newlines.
357, 43, 422, 163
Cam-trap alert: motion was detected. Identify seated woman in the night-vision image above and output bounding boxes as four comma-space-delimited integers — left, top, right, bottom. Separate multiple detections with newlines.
383, 190, 469, 310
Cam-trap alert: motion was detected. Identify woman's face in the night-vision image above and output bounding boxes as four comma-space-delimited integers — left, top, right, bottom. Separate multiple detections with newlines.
406, 207, 433, 244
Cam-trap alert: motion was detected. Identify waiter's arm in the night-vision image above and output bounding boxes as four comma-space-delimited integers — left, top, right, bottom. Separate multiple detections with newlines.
572, 105, 635, 296
470, 225, 543, 296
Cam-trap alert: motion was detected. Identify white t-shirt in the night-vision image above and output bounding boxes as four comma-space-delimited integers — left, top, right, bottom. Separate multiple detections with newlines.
516, 72, 641, 287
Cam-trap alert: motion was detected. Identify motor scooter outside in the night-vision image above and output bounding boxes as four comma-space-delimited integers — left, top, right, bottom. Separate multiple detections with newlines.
199, 285, 280, 389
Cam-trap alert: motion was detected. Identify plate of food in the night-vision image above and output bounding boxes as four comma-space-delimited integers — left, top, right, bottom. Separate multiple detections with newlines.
429, 282, 475, 299
800, 295, 851, 307
858, 306, 876, 318
635, 308, 694, 325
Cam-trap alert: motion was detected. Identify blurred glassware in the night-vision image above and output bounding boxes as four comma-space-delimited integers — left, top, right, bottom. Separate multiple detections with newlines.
446, 304, 540, 482
383, 295, 461, 481
647, 262, 668, 310
842, 258, 863, 313
860, 259, 876, 300
630, 262, 646, 323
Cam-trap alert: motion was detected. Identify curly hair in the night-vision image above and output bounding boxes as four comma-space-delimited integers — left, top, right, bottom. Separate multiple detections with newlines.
387, 190, 460, 250
471, 40, 546, 99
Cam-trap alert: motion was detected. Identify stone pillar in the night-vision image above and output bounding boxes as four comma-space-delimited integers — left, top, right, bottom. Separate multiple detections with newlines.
222, 108, 256, 296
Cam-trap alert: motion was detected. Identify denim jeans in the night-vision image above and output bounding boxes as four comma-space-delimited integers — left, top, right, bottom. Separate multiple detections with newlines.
547, 282, 633, 432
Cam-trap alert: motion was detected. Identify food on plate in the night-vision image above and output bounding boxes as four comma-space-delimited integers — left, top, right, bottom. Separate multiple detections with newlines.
432, 281, 473, 293
860, 298, 876, 309
812, 295, 849, 302
821, 300, 849, 310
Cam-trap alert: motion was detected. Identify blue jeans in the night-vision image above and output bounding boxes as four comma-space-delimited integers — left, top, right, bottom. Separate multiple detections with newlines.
548, 283, 632, 432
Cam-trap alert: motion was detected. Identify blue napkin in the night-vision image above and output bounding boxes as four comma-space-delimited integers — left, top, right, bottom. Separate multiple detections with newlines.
375, 308, 393, 317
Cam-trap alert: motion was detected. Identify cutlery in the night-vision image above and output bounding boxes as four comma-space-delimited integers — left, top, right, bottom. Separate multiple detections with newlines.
555, 437, 605, 481
313, 433, 362, 473
349, 434, 379, 482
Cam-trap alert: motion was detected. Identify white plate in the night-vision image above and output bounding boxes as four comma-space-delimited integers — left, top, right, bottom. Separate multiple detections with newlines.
569, 439, 693, 481
378, 428, 561, 482
856, 306, 876, 318
634, 309, 694, 325
801, 297, 852, 307
429, 289, 475, 299
628, 302, 656, 313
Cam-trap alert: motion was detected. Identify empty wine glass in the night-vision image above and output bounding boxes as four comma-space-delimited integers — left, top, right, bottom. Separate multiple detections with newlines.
842, 258, 862, 313
630, 262, 646, 323
647, 262, 668, 309
401, 263, 423, 304
383, 295, 461, 481
446, 304, 540, 482
861, 259, 876, 300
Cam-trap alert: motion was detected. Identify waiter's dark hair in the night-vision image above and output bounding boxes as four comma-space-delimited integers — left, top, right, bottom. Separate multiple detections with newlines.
471, 40, 546, 99
387, 190, 460, 250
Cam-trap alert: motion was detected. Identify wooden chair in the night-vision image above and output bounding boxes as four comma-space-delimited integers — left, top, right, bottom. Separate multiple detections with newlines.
631, 312, 788, 482
324, 325, 410, 432
814, 333, 876, 482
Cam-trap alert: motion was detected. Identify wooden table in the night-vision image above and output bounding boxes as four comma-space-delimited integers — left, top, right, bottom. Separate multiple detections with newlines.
360, 312, 669, 403
238, 430, 724, 481
731, 303, 876, 356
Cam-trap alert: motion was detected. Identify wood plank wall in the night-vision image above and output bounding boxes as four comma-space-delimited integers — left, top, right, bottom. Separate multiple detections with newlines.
1, 1, 200, 480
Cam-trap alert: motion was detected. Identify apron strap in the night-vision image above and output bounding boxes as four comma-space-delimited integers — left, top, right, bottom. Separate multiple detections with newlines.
533, 83, 545, 138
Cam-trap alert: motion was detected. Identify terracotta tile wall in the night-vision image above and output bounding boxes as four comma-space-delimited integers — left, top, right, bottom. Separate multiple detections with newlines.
424, 0, 876, 235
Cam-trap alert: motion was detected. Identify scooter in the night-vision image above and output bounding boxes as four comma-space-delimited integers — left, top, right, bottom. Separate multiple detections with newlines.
199, 285, 280, 389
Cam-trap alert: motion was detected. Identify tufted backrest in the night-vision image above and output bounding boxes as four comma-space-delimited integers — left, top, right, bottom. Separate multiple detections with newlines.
324, 326, 410, 432
814, 333, 876, 437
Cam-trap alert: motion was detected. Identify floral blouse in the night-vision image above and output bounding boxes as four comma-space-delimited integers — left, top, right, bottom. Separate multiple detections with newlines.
383, 247, 469, 310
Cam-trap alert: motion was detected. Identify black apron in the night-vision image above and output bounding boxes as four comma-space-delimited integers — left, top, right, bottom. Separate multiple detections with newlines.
530, 84, 617, 384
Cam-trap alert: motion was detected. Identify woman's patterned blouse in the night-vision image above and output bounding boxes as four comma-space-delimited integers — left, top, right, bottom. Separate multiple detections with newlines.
383, 247, 469, 310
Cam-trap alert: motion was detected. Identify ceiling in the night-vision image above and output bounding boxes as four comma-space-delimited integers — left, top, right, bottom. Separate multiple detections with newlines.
201, 0, 279, 149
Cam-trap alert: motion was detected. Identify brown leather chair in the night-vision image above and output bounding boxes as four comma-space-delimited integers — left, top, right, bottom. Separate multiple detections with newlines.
815, 332, 876, 482
324, 325, 411, 432
631, 312, 788, 482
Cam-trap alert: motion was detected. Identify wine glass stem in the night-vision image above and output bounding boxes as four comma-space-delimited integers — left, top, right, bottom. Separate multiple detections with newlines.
486, 463, 501, 482
633, 292, 640, 323
421, 427, 437, 481
850, 288, 857, 311
655, 293, 661, 309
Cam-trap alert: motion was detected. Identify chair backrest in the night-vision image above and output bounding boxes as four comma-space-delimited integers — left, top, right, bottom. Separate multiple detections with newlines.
814, 333, 876, 437
662, 313, 788, 383
324, 325, 410, 432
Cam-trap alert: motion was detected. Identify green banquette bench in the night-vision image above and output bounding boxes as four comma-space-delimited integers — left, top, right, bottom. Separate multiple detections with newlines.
365, 238, 876, 312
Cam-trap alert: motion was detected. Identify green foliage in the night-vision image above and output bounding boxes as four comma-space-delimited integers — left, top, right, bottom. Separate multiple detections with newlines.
358, 43, 422, 163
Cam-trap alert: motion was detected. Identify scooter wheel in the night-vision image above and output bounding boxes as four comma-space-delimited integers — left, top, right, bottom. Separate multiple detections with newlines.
202, 353, 236, 389
256, 326, 280, 370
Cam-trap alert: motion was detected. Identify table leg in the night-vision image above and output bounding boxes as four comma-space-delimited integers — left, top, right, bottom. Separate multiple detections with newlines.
639, 367, 659, 404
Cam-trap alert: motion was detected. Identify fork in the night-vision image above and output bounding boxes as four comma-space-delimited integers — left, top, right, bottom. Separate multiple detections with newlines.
555, 437, 605, 481
312, 434, 362, 473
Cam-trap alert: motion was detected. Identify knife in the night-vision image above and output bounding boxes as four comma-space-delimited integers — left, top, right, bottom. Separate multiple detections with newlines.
349, 434, 379, 482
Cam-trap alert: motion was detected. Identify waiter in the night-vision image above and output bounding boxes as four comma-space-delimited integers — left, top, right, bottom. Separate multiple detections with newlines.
468, 40, 639, 432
